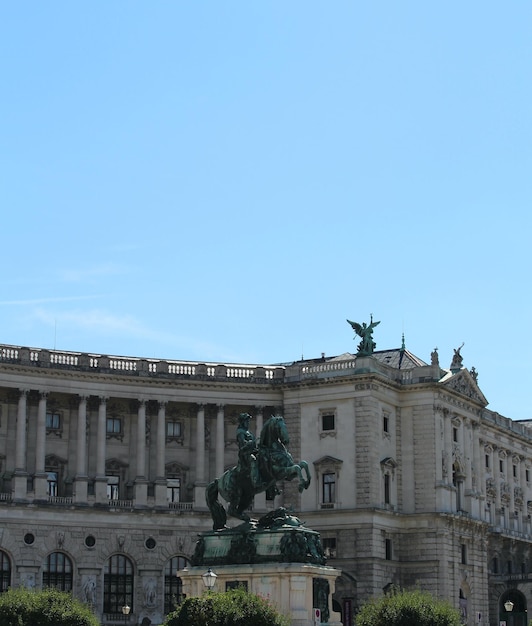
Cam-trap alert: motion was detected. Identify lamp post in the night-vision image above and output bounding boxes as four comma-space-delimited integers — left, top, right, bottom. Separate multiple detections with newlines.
202, 568, 217, 592
504, 600, 514, 612
122, 604, 131, 621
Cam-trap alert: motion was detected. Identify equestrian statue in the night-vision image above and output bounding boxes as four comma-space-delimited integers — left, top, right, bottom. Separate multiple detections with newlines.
206, 413, 311, 530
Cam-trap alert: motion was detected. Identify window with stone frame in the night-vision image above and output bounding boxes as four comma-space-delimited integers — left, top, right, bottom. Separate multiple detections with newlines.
380, 457, 397, 508
166, 420, 184, 444
385, 538, 392, 560
164, 556, 190, 614
104, 554, 134, 615
322, 536, 337, 559
313, 456, 343, 509
46, 411, 61, 432
105, 459, 129, 501
106, 417, 122, 437
0, 550, 11, 592
319, 410, 336, 438
43, 551, 73, 591
166, 462, 188, 503
322, 472, 336, 504
45, 455, 66, 498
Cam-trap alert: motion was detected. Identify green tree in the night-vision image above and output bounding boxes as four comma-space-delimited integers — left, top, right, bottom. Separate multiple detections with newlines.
163, 588, 289, 626
356, 588, 462, 626
0, 587, 100, 626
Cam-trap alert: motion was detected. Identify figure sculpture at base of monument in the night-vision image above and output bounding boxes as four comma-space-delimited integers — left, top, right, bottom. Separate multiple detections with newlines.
206, 414, 311, 530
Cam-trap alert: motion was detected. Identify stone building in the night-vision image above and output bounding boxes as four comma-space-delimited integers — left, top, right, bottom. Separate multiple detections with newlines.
0, 336, 530, 626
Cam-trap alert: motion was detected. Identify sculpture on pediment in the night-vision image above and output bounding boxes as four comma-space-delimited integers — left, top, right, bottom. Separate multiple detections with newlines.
431, 347, 439, 366
347, 315, 380, 356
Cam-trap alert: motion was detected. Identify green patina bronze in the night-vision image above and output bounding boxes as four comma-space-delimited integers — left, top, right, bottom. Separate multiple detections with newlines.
206, 414, 311, 531
192, 507, 326, 567
347, 315, 380, 356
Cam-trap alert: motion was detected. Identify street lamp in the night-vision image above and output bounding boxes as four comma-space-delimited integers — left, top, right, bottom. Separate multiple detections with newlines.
202, 568, 217, 591
122, 604, 131, 617
504, 600, 514, 612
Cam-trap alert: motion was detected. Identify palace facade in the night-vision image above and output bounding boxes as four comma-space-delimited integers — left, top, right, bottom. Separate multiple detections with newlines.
0, 338, 530, 626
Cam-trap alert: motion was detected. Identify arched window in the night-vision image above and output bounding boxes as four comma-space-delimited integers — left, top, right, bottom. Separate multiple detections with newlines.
0, 550, 11, 592
43, 552, 73, 591
164, 556, 189, 614
104, 555, 134, 615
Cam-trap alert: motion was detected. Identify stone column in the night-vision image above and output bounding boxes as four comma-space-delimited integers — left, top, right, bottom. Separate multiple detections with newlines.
194, 404, 207, 509
13, 389, 29, 500
134, 399, 148, 506
94, 397, 108, 501
215, 404, 225, 479
74, 395, 89, 503
464, 419, 473, 513
494, 447, 502, 526
442, 412, 453, 511
34, 392, 49, 500
154, 401, 168, 507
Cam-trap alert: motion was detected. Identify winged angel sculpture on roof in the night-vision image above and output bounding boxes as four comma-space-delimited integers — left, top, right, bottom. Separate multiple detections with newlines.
347, 315, 380, 356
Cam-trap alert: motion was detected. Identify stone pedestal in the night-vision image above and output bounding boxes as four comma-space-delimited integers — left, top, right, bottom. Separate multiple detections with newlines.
180, 562, 342, 626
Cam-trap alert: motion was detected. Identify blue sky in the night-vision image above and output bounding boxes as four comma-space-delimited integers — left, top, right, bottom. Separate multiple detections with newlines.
1, 2, 531, 418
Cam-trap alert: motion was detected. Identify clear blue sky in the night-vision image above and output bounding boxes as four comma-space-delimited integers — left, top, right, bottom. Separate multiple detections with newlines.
1, 3, 531, 418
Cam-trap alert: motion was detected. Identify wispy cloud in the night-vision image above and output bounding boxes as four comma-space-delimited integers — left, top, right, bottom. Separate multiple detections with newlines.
0, 295, 102, 306
32, 308, 160, 339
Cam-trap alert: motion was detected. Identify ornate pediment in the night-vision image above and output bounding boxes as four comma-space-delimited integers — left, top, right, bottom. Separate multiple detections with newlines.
441, 369, 487, 406
313, 456, 343, 470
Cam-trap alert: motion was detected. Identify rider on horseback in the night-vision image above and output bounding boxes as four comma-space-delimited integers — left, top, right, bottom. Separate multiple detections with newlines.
236, 413, 262, 489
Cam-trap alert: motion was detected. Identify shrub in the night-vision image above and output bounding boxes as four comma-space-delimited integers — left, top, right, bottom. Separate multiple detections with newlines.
163, 588, 289, 626
0, 587, 100, 626
356, 588, 462, 626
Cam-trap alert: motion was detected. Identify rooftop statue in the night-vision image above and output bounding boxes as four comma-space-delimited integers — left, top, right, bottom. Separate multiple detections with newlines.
347, 315, 380, 356
451, 342, 464, 370
206, 414, 311, 531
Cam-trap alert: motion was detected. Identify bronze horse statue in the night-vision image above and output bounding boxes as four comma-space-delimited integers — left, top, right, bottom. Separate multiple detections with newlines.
206, 415, 311, 530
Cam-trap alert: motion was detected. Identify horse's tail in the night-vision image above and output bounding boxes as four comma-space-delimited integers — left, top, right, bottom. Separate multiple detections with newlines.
206, 479, 227, 530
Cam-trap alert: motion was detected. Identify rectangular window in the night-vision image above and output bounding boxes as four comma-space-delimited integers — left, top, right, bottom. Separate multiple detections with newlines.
46, 412, 61, 430
527, 470, 530, 483
166, 421, 182, 438
321, 414, 335, 431
500, 460, 504, 473
513, 465, 517, 478
322, 537, 337, 559
453, 427, 458, 442
106, 418, 121, 435
385, 538, 392, 560
106, 476, 119, 500
322, 473, 336, 504
47, 472, 58, 497
485, 454, 490, 469
461, 544, 467, 564
383, 415, 389, 433
167, 478, 181, 503
384, 474, 391, 505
